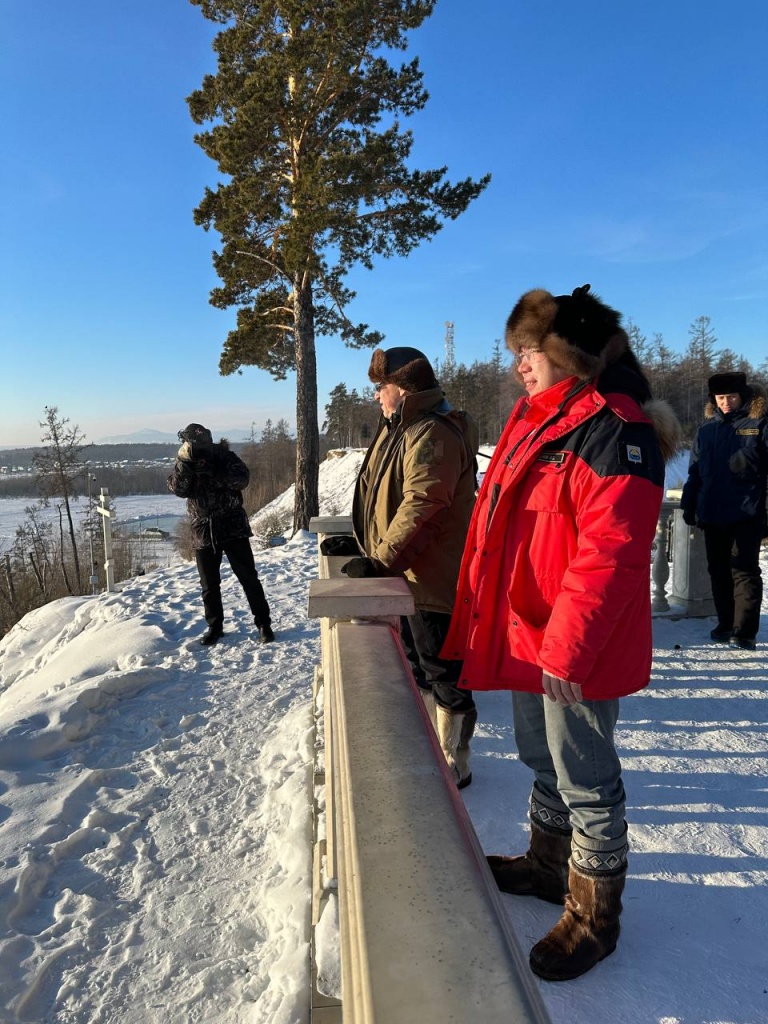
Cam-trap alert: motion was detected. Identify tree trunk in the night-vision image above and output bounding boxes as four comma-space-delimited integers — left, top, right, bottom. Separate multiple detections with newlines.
293, 274, 320, 532
63, 495, 81, 587
57, 505, 74, 595
29, 552, 46, 596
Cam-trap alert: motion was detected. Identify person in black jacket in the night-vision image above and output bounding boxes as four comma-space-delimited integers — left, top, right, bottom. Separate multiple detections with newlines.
168, 423, 274, 646
680, 372, 768, 649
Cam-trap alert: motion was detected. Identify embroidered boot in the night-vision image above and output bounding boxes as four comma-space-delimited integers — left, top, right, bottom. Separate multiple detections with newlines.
486, 819, 572, 904
529, 830, 628, 981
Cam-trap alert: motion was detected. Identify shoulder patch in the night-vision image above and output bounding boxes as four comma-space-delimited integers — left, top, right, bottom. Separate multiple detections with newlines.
413, 438, 442, 464
618, 442, 645, 468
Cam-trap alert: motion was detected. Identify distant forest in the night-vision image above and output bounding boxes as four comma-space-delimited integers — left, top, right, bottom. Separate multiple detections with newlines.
4, 314, 765, 502
322, 318, 768, 450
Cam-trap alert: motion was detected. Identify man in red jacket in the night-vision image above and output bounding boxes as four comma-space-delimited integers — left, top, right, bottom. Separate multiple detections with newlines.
442, 286, 679, 980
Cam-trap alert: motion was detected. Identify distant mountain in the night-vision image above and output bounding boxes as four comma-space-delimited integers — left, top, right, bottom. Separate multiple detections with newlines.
95, 427, 256, 445
95, 429, 181, 445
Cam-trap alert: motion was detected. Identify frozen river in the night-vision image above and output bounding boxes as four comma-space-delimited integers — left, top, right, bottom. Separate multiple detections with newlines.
0, 494, 185, 552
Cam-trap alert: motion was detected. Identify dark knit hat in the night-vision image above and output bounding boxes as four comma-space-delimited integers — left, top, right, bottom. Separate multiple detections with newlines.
179, 423, 213, 446
367, 346, 439, 393
708, 372, 747, 398
505, 284, 632, 379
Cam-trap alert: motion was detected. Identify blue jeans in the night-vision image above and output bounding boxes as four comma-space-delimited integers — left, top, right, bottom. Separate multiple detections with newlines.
512, 691, 626, 845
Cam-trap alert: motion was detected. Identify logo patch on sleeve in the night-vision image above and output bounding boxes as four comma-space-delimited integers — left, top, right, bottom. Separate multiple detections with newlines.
618, 443, 644, 468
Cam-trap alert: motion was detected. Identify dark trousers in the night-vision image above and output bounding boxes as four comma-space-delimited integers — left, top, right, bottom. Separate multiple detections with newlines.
195, 538, 271, 630
703, 521, 763, 640
400, 610, 476, 714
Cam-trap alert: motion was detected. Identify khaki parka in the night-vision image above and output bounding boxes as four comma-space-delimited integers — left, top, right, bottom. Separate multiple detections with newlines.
351, 387, 479, 614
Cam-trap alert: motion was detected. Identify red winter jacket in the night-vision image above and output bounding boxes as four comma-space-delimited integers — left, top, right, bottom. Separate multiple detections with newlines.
441, 374, 667, 700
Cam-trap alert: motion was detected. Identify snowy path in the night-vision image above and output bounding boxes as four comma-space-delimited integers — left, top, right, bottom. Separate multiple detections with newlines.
0, 537, 317, 1024
466, 616, 768, 1024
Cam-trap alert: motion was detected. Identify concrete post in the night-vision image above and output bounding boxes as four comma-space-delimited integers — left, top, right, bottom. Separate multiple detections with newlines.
670, 509, 716, 616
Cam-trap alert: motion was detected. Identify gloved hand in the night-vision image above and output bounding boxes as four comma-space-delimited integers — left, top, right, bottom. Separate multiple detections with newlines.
320, 535, 360, 556
681, 509, 697, 527
177, 442, 193, 461
341, 557, 380, 578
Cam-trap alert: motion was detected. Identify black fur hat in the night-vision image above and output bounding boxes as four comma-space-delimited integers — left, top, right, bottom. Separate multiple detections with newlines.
367, 346, 439, 393
708, 372, 747, 398
505, 284, 636, 379
179, 423, 213, 447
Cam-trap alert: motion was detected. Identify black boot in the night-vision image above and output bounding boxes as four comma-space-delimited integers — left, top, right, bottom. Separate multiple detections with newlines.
529, 862, 626, 981
710, 625, 733, 643
200, 625, 223, 647
487, 820, 572, 904
257, 624, 275, 643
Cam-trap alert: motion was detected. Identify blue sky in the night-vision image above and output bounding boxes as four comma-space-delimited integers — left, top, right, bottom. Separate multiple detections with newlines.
2, 1, 767, 447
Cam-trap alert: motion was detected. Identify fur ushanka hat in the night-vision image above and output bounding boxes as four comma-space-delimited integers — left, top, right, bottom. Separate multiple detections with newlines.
179, 423, 214, 446
505, 284, 635, 380
708, 372, 748, 399
367, 346, 440, 393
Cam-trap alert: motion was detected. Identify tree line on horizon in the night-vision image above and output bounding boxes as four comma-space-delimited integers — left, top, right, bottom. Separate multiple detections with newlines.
323, 316, 768, 450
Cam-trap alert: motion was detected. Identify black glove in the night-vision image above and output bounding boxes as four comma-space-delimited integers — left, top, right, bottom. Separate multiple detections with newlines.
341, 557, 380, 578
320, 535, 360, 556
681, 509, 696, 527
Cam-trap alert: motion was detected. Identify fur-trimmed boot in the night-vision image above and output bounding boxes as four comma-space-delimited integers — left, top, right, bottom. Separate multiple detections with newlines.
418, 687, 438, 731
486, 820, 572, 904
529, 860, 626, 981
435, 705, 477, 789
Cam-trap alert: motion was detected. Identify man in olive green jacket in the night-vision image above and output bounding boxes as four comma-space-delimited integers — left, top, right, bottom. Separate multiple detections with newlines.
344, 346, 479, 787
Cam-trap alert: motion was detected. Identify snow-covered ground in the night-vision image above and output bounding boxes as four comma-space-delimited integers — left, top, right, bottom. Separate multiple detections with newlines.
1, 449, 767, 1024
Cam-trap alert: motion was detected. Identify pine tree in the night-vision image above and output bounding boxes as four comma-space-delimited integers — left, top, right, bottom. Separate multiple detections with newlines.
187, 0, 490, 529
683, 316, 718, 423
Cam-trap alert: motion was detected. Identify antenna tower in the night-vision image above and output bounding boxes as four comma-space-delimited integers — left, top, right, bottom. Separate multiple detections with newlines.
444, 320, 455, 370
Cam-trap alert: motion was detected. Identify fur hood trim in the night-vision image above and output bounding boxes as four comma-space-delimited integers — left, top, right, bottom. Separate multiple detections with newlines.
704, 392, 766, 420
642, 399, 682, 463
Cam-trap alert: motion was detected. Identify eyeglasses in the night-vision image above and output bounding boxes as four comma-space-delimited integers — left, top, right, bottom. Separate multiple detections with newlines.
515, 347, 545, 365
372, 382, 387, 392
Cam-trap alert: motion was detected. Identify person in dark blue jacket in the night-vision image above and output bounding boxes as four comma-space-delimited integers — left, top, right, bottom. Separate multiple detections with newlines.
681, 372, 768, 649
